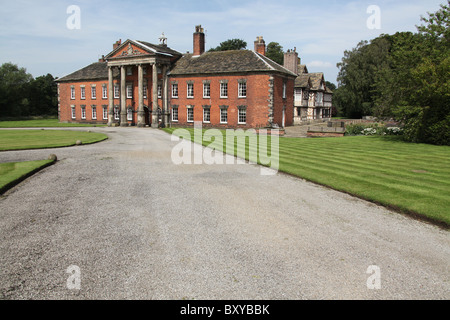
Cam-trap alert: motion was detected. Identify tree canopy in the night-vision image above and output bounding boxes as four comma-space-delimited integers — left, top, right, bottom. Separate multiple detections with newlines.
0, 62, 57, 118
265, 42, 284, 65
208, 39, 247, 52
333, 0, 449, 145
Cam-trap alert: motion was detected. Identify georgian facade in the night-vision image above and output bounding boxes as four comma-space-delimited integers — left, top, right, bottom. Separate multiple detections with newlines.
56, 25, 327, 129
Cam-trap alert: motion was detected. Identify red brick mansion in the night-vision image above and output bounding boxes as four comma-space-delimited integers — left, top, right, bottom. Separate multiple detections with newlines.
56, 26, 332, 128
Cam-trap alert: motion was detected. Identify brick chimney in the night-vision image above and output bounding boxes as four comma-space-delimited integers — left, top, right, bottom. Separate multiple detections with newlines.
193, 25, 205, 57
113, 39, 122, 50
254, 36, 266, 56
283, 48, 299, 74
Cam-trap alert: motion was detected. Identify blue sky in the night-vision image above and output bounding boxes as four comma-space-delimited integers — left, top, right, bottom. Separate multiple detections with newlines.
0, 0, 445, 83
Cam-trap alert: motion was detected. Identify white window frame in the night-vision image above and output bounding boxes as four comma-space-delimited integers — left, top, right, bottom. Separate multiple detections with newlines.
238, 108, 246, 124
92, 106, 97, 120
114, 106, 120, 120
238, 82, 247, 98
81, 106, 86, 119
126, 84, 133, 99
172, 83, 178, 98
203, 83, 210, 98
172, 107, 178, 122
71, 106, 76, 119
127, 107, 133, 121
203, 107, 210, 123
91, 86, 96, 99
102, 106, 108, 120
114, 84, 120, 99
158, 84, 162, 98
102, 85, 108, 99
80, 86, 86, 100
187, 106, 194, 123
220, 82, 228, 98
220, 108, 228, 124
187, 83, 194, 98
70, 87, 75, 100
282, 82, 287, 99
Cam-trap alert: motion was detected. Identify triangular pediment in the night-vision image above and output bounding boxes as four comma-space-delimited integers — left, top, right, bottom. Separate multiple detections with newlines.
105, 40, 155, 60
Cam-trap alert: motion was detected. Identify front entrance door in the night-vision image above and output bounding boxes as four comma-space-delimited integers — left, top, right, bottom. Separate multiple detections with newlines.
144, 106, 150, 126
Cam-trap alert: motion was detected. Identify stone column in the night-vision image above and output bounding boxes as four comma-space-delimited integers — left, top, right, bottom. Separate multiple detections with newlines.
151, 63, 159, 128
107, 66, 114, 126
137, 64, 145, 127
120, 66, 127, 126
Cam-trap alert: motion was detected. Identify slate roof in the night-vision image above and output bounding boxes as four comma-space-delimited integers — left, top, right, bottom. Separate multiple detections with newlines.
170, 50, 297, 77
56, 62, 114, 82
134, 40, 182, 57
294, 74, 311, 88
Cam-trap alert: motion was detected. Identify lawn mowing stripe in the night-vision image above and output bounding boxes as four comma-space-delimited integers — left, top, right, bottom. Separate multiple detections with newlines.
279, 156, 450, 202
278, 148, 450, 189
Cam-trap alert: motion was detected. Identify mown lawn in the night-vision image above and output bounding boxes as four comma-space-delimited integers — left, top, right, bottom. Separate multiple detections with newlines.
0, 160, 54, 194
0, 130, 108, 151
0, 119, 106, 128
164, 127, 450, 227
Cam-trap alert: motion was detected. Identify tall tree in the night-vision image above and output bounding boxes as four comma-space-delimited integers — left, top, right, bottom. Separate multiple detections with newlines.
208, 39, 247, 52
265, 42, 284, 65
0, 62, 33, 117
28, 74, 58, 116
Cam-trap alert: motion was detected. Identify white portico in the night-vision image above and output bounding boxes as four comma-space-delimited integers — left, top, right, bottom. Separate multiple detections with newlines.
104, 36, 181, 127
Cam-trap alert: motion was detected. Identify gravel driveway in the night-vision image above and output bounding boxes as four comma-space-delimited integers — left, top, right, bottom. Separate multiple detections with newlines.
0, 127, 448, 300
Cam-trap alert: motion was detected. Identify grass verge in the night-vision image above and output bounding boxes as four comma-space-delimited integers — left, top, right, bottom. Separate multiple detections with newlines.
0, 160, 55, 195
163, 127, 450, 228
0, 130, 108, 151
0, 119, 106, 128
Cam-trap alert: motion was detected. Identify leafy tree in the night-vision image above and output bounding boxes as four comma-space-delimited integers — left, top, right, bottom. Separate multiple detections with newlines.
388, 1, 450, 145
209, 39, 247, 52
265, 42, 284, 65
28, 74, 58, 116
0, 62, 33, 117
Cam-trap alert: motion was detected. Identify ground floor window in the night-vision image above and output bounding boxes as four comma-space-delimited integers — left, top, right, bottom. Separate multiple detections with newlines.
114, 106, 120, 120
238, 107, 246, 124
103, 106, 108, 120
172, 106, 178, 122
71, 106, 76, 119
187, 107, 194, 122
220, 107, 228, 124
203, 106, 210, 123
127, 108, 133, 121
92, 106, 97, 120
81, 106, 86, 119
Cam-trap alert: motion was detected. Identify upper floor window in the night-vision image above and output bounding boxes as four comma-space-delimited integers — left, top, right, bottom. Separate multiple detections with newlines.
91, 85, 96, 99
70, 86, 75, 100
282, 82, 287, 99
220, 82, 228, 98
80, 86, 86, 100
126, 84, 133, 99
114, 84, 120, 99
172, 83, 178, 98
238, 81, 247, 98
126, 67, 133, 76
158, 84, 162, 98
143, 82, 148, 99
187, 83, 194, 98
203, 82, 210, 98
102, 85, 108, 99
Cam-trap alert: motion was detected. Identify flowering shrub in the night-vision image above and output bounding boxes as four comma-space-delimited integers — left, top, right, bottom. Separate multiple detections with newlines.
345, 124, 403, 136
